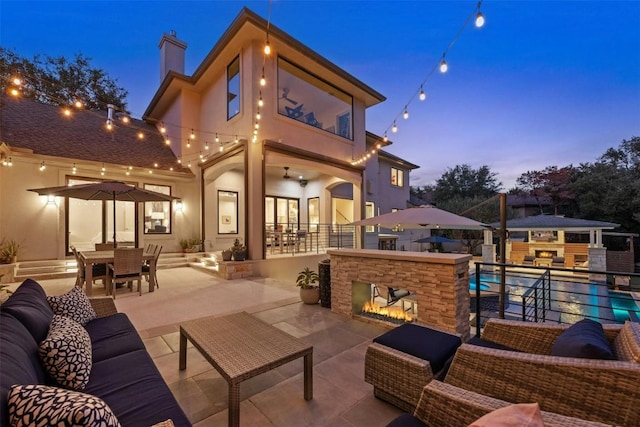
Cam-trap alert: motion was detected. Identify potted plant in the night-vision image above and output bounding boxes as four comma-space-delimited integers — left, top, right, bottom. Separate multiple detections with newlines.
231, 238, 246, 261
180, 238, 201, 253
0, 239, 22, 264
296, 267, 320, 304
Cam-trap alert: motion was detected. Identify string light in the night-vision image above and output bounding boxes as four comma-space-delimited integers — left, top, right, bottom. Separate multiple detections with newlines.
165, 138, 171, 146
475, 1, 485, 28
204, 141, 209, 150
392, 121, 398, 133
215, 133, 219, 143
72, 163, 76, 174
105, 119, 113, 130
186, 140, 191, 148
63, 107, 72, 117
403, 108, 409, 120
264, 39, 271, 55
137, 132, 144, 140
12, 77, 22, 86
258, 94, 264, 107
439, 56, 448, 73
159, 121, 166, 134
74, 99, 83, 109
190, 129, 195, 140
419, 87, 426, 101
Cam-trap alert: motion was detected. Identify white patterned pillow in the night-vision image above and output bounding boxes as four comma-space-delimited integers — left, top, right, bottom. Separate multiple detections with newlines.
39, 315, 92, 390
7, 384, 120, 427
47, 286, 97, 326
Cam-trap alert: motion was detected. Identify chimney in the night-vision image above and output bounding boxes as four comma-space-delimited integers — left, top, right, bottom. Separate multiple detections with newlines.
159, 30, 187, 80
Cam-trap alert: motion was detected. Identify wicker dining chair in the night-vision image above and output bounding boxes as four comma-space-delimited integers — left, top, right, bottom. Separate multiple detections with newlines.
142, 244, 162, 291
71, 245, 107, 289
107, 248, 143, 298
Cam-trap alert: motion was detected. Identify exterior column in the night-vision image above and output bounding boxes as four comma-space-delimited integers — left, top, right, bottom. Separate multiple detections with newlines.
588, 246, 607, 283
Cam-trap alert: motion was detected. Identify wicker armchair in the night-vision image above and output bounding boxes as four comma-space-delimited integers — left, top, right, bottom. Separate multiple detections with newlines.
444, 319, 640, 426
107, 248, 143, 299
400, 381, 610, 427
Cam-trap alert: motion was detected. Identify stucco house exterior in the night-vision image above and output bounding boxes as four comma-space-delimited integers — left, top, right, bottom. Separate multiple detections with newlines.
0, 7, 418, 268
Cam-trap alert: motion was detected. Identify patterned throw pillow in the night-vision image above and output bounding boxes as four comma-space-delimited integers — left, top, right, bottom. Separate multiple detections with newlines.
47, 286, 97, 326
7, 384, 120, 427
39, 315, 92, 390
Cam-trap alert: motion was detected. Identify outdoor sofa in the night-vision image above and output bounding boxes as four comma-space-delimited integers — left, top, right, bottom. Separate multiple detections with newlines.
445, 318, 640, 426
0, 278, 190, 426
386, 380, 611, 427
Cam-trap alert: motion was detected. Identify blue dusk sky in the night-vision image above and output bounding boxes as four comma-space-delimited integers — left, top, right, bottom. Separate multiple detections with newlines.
2, 1, 639, 189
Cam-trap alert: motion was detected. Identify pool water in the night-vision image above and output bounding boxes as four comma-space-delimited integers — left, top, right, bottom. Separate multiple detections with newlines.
469, 282, 491, 291
609, 291, 640, 322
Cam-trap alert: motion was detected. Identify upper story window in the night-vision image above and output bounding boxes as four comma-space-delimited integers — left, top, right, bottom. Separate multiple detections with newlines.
365, 202, 375, 233
227, 56, 240, 120
391, 168, 404, 187
277, 57, 353, 140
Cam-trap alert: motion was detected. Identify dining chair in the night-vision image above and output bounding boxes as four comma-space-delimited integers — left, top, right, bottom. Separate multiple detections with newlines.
107, 247, 143, 298
95, 242, 117, 251
142, 245, 162, 290
70, 245, 107, 289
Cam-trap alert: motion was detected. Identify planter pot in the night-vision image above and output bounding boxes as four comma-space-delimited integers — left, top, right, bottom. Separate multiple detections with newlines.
221, 250, 233, 261
183, 248, 197, 253
232, 250, 246, 261
299, 287, 320, 305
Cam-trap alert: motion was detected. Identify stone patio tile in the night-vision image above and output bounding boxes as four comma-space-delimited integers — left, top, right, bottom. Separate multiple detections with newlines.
303, 324, 371, 357
272, 320, 310, 338
138, 323, 179, 339
162, 330, 194, 353
250, 373, 361, 427
314, 345, 373, 399
143, 335, 173, 359
333, 318, 388, 340
168, 377, 216, 425
154, 347, 212, 385
339, 394, 404, 426
193, 400, 276, 427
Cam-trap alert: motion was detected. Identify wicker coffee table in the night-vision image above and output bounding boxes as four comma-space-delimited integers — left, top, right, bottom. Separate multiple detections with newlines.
179, 311, 313, 426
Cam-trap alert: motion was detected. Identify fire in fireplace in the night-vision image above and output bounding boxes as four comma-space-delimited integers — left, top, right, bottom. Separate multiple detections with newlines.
535, 250, 557, 259
360, 301, 414, 324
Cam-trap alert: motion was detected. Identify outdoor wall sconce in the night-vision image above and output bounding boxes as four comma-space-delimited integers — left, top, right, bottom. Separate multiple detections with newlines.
175, 200, 184, 212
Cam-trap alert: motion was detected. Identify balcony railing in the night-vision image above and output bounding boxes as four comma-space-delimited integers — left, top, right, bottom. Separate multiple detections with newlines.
265, 223, 355, 256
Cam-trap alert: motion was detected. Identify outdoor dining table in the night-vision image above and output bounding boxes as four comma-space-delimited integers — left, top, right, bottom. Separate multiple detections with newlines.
79, 249, 156, 296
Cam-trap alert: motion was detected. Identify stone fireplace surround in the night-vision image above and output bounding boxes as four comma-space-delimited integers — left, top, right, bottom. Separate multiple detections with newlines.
328, 249, 472, 340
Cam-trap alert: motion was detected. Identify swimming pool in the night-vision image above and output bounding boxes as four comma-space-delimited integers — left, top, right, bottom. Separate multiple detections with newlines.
608, 291, 640, 322
471, 271, 635, 324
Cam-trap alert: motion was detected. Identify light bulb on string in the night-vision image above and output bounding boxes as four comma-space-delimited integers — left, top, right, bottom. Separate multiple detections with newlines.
39, 161, 46, 171
205, 141, 210, 150
63, 108, 72, 117
12, 77, 22, 86
105, 119, 113, 130
186, 140, 191, 148
165, 138, 171, 146
9, 88, 19, 97
383, 133, 388, 142
475, 8, 485, 28
403, 108, 409, 120
190, 129, 195, 140
264, 39, 271, 55
72, 163, 77, 174
256, 111, 261, 120
255, 122, 259, 129
215, 133, 220, 143
137, 132, 144, 140
235, 135, 239, 144
260, 72, 266, 87
419, 87, 426, 101
392, 121, 398, 133
159, 121, 166, 134
439, 57, 448, 73
258, 94, 264, 107
74, 99, 83, 109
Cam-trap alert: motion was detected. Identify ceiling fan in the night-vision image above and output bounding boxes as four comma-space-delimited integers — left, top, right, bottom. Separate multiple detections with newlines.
283, 167, 291, 179
280, 88, 298, 105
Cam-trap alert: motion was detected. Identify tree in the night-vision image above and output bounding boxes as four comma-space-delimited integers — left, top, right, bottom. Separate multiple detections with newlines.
0, 47, 128, 111
432, 164, 502, 204
515, 166, 575, 215
572, 137, 640, 233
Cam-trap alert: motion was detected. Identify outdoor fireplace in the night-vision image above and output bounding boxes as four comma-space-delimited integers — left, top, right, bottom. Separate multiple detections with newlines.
535, 250, 558, 259
351, 281, 415, 325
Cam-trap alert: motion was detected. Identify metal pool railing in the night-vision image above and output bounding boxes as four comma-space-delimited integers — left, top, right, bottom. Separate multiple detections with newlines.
472, 262, 640, 336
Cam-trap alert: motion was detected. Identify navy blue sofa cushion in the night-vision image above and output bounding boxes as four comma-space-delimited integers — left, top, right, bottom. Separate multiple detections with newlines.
0, 312, 47, 426
550, 318, 615, 360
86, 350, 191, 427
85, 313, 146, 362
386, 413, 427, 427
373, 323, 462, 373
0, 278, 53, 342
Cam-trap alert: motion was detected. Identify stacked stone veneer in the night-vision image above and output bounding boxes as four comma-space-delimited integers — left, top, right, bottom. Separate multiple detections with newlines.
217, 260, 254, 280
328, 249, 472, 340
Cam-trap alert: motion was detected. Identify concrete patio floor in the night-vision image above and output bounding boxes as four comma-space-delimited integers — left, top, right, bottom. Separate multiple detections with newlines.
14, 267, 405, 426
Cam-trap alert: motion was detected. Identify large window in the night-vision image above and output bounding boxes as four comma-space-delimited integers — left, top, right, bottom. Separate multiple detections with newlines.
391, 168, 404, 187
265, 196, 299, 231
144, 184, 171, 234
218, 190, 238, 234
308, 198, 319, 232
227, 56, 240, 120
277, 57, 353, 139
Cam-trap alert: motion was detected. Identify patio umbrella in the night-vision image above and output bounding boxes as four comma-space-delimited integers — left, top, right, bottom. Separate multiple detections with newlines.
351, 205, 488, 230
28, 181, 179, 247
413, 235, 457, 244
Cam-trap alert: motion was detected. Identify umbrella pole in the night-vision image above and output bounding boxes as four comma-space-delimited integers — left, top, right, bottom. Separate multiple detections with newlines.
112, 195, 117, 248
